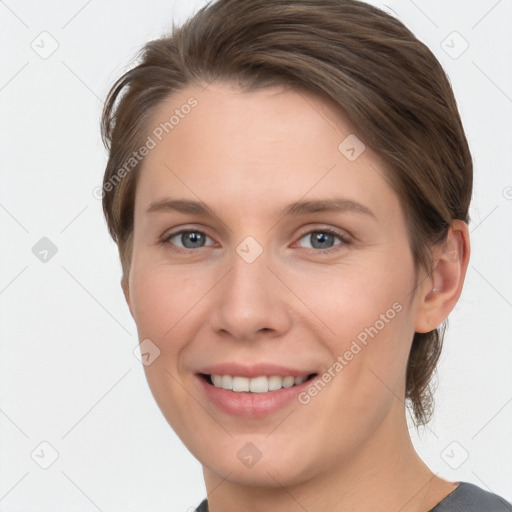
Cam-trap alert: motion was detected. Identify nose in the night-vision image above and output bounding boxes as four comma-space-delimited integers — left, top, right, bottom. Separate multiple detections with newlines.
209, 249, 292, 342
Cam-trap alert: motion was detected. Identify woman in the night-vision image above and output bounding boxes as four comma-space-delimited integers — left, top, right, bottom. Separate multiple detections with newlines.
100, 0, 511, 510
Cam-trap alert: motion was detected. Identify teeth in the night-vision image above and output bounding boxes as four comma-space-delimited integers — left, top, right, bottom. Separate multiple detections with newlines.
209, 374, 309, 393
294, 375, 307, 385
232, 376, 250, 392
249, 376, 267, 393
221, 375, 232, 390
282, 376, 295, 388
268, 375, 283, 391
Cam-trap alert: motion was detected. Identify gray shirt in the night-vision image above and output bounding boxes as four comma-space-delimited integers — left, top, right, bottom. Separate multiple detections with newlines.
428, 482, 511, 511
194, 482, 512, 511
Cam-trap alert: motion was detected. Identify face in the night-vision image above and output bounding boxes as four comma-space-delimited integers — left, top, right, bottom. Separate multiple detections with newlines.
125, 82, 429, 487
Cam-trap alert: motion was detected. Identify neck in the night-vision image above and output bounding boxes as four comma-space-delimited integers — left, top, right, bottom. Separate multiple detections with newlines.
202, 403, 456, 512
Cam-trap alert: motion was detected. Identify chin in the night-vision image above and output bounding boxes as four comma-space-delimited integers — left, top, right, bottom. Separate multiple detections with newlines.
195, 433, 322, 489
206, 456, 311, 489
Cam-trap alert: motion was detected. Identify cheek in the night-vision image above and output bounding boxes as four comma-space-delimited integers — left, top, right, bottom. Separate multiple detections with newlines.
130, 261, 208, 341
128, 263, 213, 433
128, 259, 222, 405
128, 264, 199, 415
293, 257, 415, 404
290, 276, 414, 460
292, 252, 413, 346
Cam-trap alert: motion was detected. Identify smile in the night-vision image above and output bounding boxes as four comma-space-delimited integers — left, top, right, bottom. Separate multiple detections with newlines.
197, 372, 319, 418
202, 373, 317, 393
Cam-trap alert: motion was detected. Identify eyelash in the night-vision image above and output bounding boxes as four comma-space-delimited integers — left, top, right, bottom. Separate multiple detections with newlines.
161, 227, 351, 255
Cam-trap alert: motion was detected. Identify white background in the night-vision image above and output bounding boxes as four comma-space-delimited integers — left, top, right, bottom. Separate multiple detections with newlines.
1, 0, 511, 510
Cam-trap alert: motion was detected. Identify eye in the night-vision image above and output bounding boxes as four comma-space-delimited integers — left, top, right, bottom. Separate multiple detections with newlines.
164, 230, 215, 250
296, 228, 349, 252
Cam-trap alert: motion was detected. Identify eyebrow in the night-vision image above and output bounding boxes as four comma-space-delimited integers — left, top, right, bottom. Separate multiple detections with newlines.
146, 197, 376, 219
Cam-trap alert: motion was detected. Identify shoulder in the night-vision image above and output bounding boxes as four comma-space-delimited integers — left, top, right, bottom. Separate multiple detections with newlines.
430, 482, 512, 512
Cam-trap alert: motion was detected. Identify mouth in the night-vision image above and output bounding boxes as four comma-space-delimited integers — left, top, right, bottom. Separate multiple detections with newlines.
197, 371, 319, 417
199, 372, 318, 393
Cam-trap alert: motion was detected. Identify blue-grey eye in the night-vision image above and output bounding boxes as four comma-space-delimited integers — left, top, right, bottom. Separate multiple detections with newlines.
298, 230, 343, 250
169, 231, 209, 249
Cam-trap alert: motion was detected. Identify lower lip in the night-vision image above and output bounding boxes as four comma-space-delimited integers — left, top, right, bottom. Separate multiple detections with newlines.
197, 375, 314, 418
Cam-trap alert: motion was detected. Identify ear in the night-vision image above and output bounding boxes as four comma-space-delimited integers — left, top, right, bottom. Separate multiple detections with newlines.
121, 274, 134, 317
414, 220, 470, 333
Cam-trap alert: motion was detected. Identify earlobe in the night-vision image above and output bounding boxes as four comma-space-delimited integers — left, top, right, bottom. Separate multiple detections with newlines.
414, 220, 470, 333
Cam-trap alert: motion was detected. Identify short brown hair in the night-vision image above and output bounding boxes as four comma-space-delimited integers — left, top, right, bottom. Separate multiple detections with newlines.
100, 0, 473, 426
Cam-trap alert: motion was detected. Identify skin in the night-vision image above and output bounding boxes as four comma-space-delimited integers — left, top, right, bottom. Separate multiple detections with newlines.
123, 82, 470, 512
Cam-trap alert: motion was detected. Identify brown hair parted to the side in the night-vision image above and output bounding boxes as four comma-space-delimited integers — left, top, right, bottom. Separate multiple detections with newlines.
100, 0, 472, 426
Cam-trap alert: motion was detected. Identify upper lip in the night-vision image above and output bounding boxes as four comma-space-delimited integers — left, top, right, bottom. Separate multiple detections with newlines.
197, 363, 316, 379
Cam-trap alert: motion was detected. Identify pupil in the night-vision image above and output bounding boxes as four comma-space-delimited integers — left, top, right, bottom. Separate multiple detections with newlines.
311, 232, 334, 249
182, 232, 204, 248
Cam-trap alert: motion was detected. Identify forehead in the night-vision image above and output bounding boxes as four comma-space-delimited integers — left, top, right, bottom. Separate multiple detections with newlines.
134, 82, 399, 221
